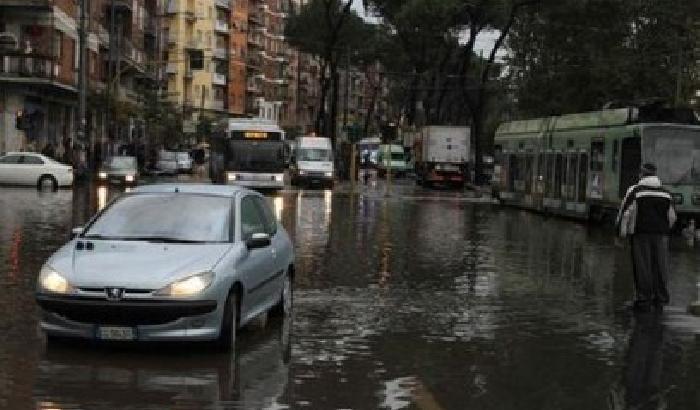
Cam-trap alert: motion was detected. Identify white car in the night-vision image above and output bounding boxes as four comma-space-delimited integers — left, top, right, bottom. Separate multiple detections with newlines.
35, 184, 295, 350
0, 152, 73, 189
176, 152, 193, 173
157, 151, 178, 175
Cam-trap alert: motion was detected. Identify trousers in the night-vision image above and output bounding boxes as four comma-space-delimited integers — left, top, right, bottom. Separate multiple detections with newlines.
630, 234, 670, 305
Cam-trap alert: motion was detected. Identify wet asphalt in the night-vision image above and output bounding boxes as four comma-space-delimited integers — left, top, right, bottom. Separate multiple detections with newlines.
1, 176, 700, 410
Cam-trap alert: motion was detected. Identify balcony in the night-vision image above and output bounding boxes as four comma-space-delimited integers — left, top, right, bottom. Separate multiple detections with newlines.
215, 0, 231, 9
0, 54, 68, 87
185, 39, 203, 50
212, 72, 227, 86
247, 79, 262, 94
213, 48, 228, 60
215, 20, 230, 34
167, 32, 177, 45
120, 39, 146, 72
212, 99, 225, 111
165, 63, 178, 74
247, 35, 264, 49
249, 10, 264, 25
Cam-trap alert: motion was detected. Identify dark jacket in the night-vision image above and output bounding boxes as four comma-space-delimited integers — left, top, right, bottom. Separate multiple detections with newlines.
616, 176, 677, 236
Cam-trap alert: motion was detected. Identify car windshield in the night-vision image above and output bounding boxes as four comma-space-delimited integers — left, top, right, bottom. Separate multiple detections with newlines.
84, 194, 231, 242
160, 151, 176, 160
297, 148, 331, 162
108, 157, 136, 169
643, 127, 700, 185
177, 152, 190, 160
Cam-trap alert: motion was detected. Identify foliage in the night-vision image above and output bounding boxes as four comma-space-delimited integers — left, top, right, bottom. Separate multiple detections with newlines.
507, 0, 700, 117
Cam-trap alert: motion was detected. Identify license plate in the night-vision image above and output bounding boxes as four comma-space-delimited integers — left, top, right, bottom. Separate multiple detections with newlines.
97, 326, 136, 341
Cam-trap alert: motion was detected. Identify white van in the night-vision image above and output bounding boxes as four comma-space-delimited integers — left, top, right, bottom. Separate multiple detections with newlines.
291, 137, 334, 188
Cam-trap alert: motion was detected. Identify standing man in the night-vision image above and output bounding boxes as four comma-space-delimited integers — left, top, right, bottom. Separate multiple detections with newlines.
616, 163, 677, 312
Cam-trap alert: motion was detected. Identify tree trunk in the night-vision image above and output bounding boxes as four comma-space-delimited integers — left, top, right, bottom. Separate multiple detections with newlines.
315, 62, 330, 135
363, 73, 380, 140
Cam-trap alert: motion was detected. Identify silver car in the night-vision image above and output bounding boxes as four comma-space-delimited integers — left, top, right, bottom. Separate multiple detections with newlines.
98, 156, 139, 185
35, 184, 295, 350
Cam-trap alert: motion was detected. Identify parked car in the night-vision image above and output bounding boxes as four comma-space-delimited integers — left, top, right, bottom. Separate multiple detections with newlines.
176, 151, 194, 174
35, 184, 295, 350
98, 156, 139, 185
0, 152, 73, 189
157, 150, 178, 175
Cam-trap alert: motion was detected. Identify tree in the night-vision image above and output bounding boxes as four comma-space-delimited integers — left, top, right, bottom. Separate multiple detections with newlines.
507, 0, 700, 117
286, 0, 369, 147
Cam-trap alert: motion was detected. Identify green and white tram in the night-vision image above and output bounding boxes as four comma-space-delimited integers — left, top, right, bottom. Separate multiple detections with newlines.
493, 106, 700, 224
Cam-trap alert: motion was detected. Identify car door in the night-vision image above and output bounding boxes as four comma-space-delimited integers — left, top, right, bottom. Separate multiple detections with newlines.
252, 196, 287, 306
19, 155, 46, 185
0, 154, 24, 184
238, 195, 277, 319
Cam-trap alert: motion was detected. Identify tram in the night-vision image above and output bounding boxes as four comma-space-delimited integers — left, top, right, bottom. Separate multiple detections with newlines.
493, 105, 700, 225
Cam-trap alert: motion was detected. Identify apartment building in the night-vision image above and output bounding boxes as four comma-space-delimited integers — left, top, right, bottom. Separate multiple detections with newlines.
0, 0, 154, 160
164, 0, 235, 132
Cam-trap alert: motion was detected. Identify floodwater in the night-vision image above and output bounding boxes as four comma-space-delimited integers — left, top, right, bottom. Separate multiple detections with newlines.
1, 180, 699, 410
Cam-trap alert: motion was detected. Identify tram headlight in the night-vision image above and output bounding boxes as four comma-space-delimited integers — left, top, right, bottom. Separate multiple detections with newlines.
226, 172, 237, 182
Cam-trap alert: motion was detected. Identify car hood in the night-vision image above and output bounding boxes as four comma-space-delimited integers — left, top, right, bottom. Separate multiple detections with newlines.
47, 240, 231, 289
103, 168, 137, 176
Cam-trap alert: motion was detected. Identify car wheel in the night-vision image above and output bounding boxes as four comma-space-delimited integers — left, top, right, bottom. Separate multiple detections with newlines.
37, 175, 58, 191
271, 273, 293, 317
217, 290, 239, 351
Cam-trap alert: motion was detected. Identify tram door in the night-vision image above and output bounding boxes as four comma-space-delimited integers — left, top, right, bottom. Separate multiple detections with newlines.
619, 138, 641, 198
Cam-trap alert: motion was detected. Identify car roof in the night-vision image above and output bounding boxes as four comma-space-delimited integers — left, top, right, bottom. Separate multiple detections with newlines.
132, 184, 256, 198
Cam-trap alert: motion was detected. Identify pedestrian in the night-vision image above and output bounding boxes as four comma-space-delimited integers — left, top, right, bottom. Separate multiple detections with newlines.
41, 143, 55, 159
616, 163, 676, 312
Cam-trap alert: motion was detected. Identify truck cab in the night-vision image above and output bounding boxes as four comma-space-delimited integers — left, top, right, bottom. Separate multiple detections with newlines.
290, 137, 335, 188
377, 144, 409, 177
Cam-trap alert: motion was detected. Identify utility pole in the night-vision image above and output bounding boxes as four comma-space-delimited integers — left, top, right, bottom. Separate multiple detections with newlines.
106, 0, 115, 161
343, 46, 350, 129
77, 0, 88, 172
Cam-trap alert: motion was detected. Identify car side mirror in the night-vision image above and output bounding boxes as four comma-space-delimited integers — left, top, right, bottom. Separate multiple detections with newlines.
71, 226, 84, 238
246, 232, 271, 250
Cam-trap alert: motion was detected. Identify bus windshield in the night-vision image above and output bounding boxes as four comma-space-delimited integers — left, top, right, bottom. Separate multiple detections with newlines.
226, 140, 285, 173
643, 127, 700, 185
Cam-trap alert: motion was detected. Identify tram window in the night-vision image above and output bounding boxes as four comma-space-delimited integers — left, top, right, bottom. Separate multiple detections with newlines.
555, 153, 563, 199
524, 155, 533, 193
612, 140, 619, 172
578, 154, 588, 202
547, 154, 556, 197
591, 140, 604, 172
567, 154, 577, 201
508, 154, 517, 191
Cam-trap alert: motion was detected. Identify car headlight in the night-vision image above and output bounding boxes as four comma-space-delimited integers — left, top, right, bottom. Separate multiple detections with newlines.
154, 272, 214, 297
275, 174, 284, 182
324, 172, 333, 178
38, 266, 74, 294
227, 173, 237, 181
98, 172, 107, 179
299, 170, 306, 176
125, 174, 135, 182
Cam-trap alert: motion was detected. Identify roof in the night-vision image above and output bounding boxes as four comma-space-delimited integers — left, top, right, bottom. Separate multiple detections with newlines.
132, 184, 254, 198
225, 118, 284, 133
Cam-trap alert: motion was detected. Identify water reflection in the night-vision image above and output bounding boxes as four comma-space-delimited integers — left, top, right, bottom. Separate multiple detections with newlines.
608, 313, 668, 410
32, 317, 291, 410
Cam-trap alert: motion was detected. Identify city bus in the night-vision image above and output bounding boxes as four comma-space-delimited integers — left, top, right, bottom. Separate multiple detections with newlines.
493, 105, 700, 226
210, 118, 286, 190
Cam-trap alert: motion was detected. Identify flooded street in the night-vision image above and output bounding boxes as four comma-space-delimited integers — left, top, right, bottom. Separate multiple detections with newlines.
1, 181, 700, 409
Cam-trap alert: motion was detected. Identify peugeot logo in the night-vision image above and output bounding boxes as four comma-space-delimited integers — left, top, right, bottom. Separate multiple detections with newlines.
105, 287, 125, 301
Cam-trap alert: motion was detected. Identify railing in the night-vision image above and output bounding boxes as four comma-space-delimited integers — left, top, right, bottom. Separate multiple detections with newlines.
212, 72, 227, 85
214, 48, 228, 59
215, 20, 229, 34
0, 53, 62, 82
